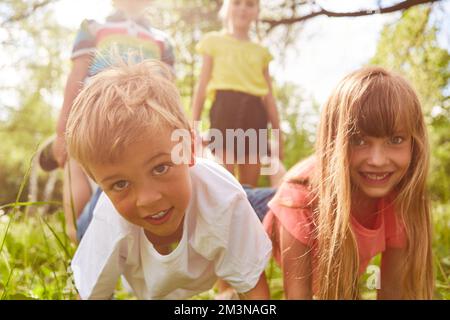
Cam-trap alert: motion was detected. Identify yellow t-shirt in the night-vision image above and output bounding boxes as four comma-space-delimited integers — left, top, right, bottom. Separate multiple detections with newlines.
196, 31, 273, 98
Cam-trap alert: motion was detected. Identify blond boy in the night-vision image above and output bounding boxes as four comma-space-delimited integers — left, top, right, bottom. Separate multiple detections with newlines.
66, 60, 272, 300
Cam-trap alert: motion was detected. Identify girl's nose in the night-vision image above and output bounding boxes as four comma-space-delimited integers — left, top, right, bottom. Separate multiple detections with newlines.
366, 144, 388, 166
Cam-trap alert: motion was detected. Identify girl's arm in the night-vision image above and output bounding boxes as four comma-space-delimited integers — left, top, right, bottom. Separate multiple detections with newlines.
279, 224, 313, 299
191, 54, 213, 129
238, 272, 270, 300
262, 68, 284, 160
378, 247, 408, 299
53, 54, 92, 167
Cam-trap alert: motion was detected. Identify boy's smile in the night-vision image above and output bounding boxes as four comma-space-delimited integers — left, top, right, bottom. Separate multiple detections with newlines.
90, 126, 192, 243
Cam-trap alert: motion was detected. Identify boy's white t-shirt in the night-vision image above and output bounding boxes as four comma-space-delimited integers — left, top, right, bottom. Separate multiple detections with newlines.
70, 158, 272, 300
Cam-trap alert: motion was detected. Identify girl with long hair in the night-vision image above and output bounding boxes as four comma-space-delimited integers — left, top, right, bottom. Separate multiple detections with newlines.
264, 66, 434, 299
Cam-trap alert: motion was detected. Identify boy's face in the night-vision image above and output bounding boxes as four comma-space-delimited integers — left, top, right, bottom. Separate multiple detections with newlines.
90, 126, 192, 240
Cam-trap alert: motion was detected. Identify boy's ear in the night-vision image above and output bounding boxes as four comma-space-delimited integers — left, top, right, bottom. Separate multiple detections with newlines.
189, 129, 196, 167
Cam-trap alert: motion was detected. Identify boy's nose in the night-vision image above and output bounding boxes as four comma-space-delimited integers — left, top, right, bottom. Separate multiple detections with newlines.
136, 188, 162, 209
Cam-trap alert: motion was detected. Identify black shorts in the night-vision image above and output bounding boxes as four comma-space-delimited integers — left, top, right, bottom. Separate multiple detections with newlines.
209, 90, 269, 158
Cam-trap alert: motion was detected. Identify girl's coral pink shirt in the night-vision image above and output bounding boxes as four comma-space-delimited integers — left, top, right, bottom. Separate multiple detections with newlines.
263, 156, 407, 276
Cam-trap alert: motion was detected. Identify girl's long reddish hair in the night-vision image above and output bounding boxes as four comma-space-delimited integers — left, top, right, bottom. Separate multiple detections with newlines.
308, 66, 434, 299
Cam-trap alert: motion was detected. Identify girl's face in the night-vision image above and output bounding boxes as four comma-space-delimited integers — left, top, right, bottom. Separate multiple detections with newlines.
349, 131, 412, 199
228, 0, 259, 30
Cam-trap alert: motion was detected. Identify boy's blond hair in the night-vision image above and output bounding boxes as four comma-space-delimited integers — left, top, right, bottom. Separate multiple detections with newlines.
66, 59, 190, 177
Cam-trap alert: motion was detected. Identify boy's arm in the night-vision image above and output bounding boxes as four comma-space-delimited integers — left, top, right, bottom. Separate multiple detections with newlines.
211, 194, 272, 300
238, 272, 270, 300
262, 68, 284, 160
279, 224, 313, 299
191, 54, 213, 128
71, 229, 125, 299
378, 247, 407, 299
53, 54, 92, 167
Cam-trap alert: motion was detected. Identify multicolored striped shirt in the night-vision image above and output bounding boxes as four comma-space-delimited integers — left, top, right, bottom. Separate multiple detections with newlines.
71, 11, 174, 78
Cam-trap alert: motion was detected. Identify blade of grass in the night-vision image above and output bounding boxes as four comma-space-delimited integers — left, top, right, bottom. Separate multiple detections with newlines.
0, 147, 36, 255
1, 266, 15, 300
40, 216, 71, 260
0, 201, 61, 212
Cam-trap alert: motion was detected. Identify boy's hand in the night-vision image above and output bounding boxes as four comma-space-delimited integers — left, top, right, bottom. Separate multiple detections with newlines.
214, 287, 239, 300
238, 272, 270, 300
53, 135, 68, 168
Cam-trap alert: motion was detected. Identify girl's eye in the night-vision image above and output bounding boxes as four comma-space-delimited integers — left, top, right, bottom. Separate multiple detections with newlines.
350, 136, 366, 146
112, 180, 129, 192
152, 164, 170, 176
390, 136, 404, 145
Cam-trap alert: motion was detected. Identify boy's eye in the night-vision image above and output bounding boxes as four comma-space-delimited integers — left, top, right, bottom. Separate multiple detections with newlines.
390, 136, 404, 145
152, 164, 170, 176
350, 136, 366, 146
112, 180, 129, 191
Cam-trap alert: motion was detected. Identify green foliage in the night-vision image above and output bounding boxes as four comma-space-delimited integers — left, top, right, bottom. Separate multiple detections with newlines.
370, 4, 450, 299
0, 0, 448, 300
0, 212, 77, 300
274, 82, 316, 170
370, 5, 450, 202
433, 203, 450, 299
0, 0, 71, 205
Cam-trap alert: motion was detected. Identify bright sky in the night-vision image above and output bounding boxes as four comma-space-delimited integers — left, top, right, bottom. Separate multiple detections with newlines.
271, 13, 395, 105
277, 0, 449, 105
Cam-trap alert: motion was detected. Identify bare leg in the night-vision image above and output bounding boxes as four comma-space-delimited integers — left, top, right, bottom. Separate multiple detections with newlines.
215, 147, 235, 176
266, 138, 286, 187
224, 163, 235, 176
268, 157, 287, 188
63, 158, 92, 243
238, 163, 261, 187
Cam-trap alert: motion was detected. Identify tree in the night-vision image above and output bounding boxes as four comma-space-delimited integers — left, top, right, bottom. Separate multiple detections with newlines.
0, 0, 70, 205
261, 0, 441, 30
370, 5, 450, 202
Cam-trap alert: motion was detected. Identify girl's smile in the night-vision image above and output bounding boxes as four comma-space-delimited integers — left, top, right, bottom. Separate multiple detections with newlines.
359, 171, 394, 184
349, 133, 412, 199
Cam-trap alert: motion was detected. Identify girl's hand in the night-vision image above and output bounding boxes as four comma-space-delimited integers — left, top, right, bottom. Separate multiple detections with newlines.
279, 224, 313, 299
379, 247, 408, 299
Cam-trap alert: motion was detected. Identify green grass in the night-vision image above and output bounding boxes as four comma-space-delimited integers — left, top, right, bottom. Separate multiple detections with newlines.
0, 211, 77, 299
0, 203, 448, 300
